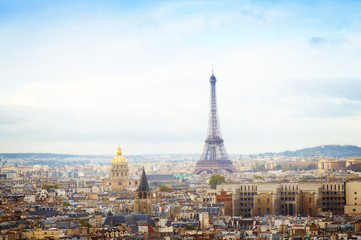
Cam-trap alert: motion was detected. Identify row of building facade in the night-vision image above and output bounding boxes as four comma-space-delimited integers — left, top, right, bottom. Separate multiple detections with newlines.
213, 181, 361, 218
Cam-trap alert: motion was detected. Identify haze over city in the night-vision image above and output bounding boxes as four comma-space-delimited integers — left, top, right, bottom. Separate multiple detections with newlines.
1, 0, 361, 155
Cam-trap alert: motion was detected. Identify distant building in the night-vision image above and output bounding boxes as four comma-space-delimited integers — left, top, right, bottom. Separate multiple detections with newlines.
344, 181, 361, 214
346, 157, 361, 168
217, 181, 346, 217
134, 168, 153, 216
24, 195, 36, 203
108, 145, 139, 191
103, 213, 154, 228
147, 174, 178, 187
216, 191, 233, 216
269, 160, 317, 170
318, 158, 345, 170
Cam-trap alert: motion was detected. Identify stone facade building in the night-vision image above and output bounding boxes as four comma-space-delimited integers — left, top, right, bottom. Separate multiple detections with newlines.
217, 181, 347, 217
134, 168, 153, 216
109, 146, 139, 192
344, 181, 361, 214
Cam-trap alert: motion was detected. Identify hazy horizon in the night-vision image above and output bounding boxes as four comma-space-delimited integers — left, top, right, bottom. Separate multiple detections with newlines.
0, 144, 358, 156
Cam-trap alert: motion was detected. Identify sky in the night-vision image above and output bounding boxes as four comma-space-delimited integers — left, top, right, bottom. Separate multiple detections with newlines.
1, 0, 361, 155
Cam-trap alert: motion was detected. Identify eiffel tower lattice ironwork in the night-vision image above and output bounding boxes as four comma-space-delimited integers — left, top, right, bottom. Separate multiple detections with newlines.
194, 71, 236, 175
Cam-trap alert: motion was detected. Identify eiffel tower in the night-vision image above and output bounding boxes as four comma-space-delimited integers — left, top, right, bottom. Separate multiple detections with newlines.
194, 71, 236, 175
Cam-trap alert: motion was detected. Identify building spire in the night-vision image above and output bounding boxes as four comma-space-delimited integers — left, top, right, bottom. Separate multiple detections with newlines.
117, 143, 122, 156
137, 166, 150, 191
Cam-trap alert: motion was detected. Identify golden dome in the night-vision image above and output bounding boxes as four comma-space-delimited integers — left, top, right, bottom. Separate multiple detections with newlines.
112, 145, 127, 164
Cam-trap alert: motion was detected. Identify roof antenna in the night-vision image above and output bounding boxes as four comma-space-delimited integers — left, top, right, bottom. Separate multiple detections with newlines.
212, 64, 214, 75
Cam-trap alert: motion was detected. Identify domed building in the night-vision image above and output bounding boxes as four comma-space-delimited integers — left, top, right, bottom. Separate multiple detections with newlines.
109, 145, 139, 192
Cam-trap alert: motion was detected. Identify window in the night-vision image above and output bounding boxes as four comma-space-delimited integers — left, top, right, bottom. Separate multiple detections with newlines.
258, 199, 260, 203
267, 199, 270, 204
309, 198, 312, 203
267, 208, 270, 214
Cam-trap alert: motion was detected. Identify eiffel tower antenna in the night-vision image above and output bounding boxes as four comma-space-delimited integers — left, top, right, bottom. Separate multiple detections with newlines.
194, 70, 235, 175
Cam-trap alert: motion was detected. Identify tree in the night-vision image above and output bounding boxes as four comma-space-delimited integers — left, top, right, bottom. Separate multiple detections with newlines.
209, 175, 225, 189
80, 219, 92, 228
253, 175, 264, 181
42, 184, 58, 190
185, 224, 196, 230
274, 165, 283, 170
346, 163, 361, 172
159, 185, 172, 192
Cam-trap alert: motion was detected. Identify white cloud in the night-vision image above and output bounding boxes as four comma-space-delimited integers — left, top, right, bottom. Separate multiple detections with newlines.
1, 1, 361, 154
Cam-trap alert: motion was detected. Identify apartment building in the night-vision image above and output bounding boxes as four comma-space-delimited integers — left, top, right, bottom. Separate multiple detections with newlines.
344, 181, 361, 214
217, 181, 349, 217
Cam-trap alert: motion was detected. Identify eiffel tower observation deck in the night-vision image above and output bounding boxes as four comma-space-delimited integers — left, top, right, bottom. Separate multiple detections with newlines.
194, 71, 236, 175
